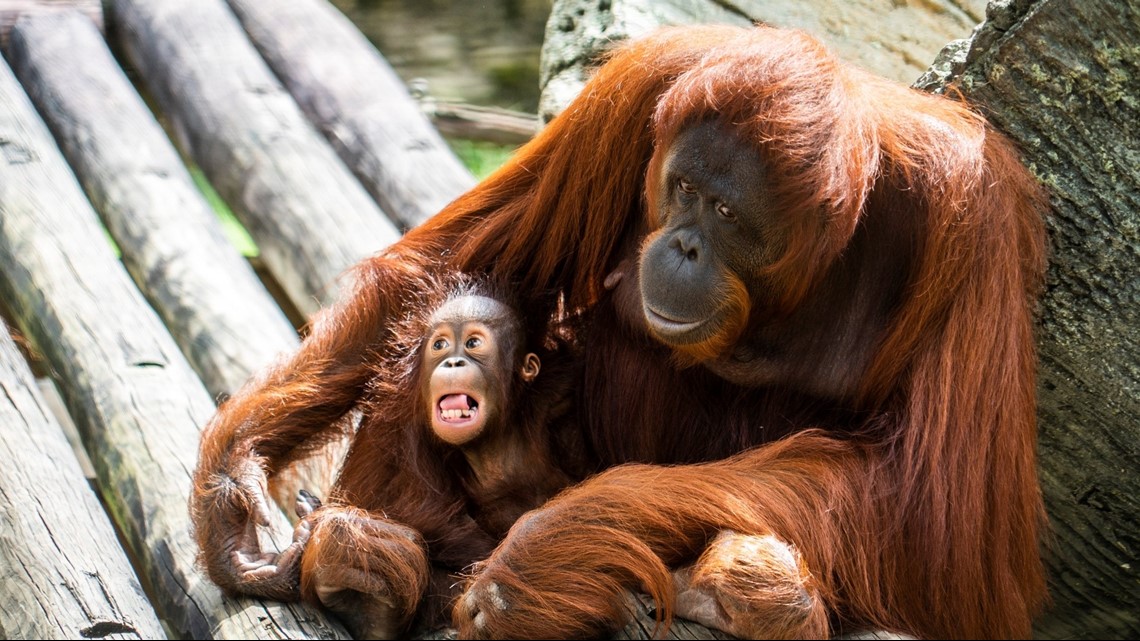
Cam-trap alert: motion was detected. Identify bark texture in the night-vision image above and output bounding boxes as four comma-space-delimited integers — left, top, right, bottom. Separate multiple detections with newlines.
7, 10, 299, 401
226, 0, 475, 231
921, 1, 1140, 638
0, 322, 166, 640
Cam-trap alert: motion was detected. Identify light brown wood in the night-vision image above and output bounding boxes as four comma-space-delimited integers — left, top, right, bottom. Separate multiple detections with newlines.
107, 0, 401, 317
0, 323, 166, 640
227, 0, 476, 230
0, 52, 348, 640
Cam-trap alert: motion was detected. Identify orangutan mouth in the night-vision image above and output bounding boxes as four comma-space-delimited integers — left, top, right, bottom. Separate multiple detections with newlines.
438, 393, 480, 423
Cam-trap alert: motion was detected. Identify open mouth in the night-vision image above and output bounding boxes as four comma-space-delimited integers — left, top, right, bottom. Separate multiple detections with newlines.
437, 393, 480, 425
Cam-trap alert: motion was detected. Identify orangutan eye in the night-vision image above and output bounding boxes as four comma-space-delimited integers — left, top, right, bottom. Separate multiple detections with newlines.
465, 336, 482, 350
432, 338, 447, 351
716, 202, 736, 221
677, 178, 696, 194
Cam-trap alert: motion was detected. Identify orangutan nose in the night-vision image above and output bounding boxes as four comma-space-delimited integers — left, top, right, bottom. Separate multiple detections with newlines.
669, 228, 702, 263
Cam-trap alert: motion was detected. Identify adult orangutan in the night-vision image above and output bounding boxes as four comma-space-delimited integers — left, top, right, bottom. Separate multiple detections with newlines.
191, 23, 1048, 640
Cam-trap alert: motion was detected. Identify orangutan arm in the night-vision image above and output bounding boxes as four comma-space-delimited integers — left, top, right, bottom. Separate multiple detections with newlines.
189, 251, 443, 597
453, 431, 879, 639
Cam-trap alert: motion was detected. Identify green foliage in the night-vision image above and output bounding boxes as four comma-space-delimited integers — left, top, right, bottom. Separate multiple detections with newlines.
104, 228, 121, 258
448, 139, 517, 179
188, 165, 259, 257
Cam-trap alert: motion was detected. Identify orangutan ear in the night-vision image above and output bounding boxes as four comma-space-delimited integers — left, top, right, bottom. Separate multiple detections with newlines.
521, 353, 541, 382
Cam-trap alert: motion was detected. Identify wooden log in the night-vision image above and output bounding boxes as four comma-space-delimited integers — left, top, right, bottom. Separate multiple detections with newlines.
417, 593, 737, 640
0, 0, 101, 48
0, 53, 348, 640
0, 322, 166, 640
539, 0, 986, 121
36, 377, 97, 481
611, 595, 731, 640
6, 9, 299, 401
107, 0, 400, 317
421, 98, 538, 146
8, 9, 341, 512
540, 593, 909, 640
226, 0, 476, 230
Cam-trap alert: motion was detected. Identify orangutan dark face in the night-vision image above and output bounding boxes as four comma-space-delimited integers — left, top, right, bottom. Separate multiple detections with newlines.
638, 119, 773, 361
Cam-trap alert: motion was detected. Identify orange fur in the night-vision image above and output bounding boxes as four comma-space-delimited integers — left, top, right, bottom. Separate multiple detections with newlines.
190, 24, 1047, 640
299, 506, 430, 638
681, 531, 829, 639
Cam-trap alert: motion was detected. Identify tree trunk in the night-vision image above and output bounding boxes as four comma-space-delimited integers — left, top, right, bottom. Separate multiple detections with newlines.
106, 0, 400, 318
0, 52, 348, 640
920, 1, 1140, 638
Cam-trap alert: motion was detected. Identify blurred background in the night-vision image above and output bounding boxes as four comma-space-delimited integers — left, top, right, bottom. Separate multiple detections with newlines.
331, 0, 552, 178
331, 0, 550, 113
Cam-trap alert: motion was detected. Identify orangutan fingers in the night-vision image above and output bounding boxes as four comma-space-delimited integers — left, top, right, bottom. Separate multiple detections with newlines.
295, 488, 322, 518
235, 555, 303, 601
248, 486, 275, 529
682, 530, 829, 639
673, 565, 733, 632
289, 517, 313, 547
457, 579, 510, 639
232, 549, 277, 571
220, 517, 269, 571
239, 561, 292, 583
274, 529, 309, 571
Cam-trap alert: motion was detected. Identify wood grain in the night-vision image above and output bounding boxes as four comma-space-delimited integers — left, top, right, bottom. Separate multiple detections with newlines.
6, 10, 299, 401
107, 0, 400, 317
0, 52, 348, 640
227, 0, 476, 230
0, 322, 165, 640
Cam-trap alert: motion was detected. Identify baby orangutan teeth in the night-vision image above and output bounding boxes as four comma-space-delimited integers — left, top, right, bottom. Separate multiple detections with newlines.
441, 408, 476, 421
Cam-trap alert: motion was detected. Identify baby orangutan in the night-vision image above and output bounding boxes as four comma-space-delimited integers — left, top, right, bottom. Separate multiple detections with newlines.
194, 278, 586, 638
429, 298, 538, 447
416, 289, 581, 536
